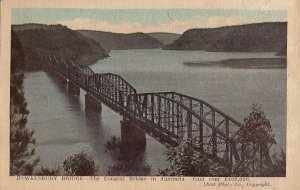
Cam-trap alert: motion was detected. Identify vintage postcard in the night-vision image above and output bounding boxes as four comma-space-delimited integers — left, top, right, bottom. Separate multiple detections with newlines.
1, 0, 300, 189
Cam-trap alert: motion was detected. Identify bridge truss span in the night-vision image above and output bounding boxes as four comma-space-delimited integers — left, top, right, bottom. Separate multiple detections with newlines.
44, 54, 244, 170
156, 92, 243, 139
126, 92, 240, 167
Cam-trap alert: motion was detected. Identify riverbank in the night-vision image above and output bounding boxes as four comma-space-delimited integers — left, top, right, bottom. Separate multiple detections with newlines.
184, 57, 286, 69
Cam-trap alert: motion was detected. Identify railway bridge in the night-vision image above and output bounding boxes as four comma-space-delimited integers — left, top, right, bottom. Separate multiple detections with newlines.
44, 54, 244, 171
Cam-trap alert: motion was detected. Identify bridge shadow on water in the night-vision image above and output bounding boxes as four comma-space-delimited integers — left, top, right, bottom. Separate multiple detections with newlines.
44, 70, 150, 175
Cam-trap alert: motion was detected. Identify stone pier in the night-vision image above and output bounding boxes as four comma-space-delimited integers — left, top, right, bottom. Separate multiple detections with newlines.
85, 93, 102, 113
121, 119, 146, 155
67, 80, 80, 96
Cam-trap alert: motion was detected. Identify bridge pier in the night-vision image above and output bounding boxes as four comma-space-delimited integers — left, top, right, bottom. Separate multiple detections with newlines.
121, 119, 146, 155
67, 80, 80, 96
85, 93, 102, 113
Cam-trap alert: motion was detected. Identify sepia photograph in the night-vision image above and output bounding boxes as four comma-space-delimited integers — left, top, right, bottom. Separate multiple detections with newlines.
10, 8, 287, 177
1, 0, 300, 189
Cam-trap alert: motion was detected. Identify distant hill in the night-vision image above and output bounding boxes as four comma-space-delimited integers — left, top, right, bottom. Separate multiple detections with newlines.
77, 30, 164, 50
147, 32, 181, 45
164, 22, 287, 54
12, 24, 109, 71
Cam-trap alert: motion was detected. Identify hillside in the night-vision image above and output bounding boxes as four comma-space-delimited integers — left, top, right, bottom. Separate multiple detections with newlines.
147, 32, 181, 45
11, 30, 25, 72
12, 24, 109, 70
77, 30, 164, 50
164, 22, 287, 54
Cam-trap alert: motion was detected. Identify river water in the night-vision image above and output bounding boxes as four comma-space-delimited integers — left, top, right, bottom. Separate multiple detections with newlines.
24, 49, 286, 173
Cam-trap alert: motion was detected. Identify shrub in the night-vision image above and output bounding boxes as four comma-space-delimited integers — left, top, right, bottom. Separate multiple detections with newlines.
63, 153, 100, 176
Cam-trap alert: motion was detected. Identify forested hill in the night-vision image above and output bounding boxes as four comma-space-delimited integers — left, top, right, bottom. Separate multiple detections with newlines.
77, 30, 164, 50
12, 24, 109, 71
163, 22, 287, 54
147, 32, 181, 45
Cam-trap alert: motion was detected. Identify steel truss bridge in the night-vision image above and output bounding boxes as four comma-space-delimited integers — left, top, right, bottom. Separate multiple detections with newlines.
44, 54, 243, 170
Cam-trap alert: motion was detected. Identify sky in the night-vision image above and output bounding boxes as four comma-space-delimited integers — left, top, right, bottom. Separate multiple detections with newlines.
12, 9, 286, 34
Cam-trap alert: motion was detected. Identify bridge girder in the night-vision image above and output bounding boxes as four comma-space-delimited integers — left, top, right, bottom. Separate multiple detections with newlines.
44, 54, 244, 170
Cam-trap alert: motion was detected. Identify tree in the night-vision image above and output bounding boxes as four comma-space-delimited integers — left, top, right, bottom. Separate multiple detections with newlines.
10, 74, 40, 175
34, 165, 61, 176
63, 153, 100, 176
158, 138, 228, 176
234, 104, 276, 176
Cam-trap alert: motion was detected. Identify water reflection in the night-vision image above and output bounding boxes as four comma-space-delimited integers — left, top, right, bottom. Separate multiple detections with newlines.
31, 71, 157, 172
104, 136, 151, 176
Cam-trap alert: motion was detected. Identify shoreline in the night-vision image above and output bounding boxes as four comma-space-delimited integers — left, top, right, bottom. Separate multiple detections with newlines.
184, 57, 287, 69
21, 55, 109, 73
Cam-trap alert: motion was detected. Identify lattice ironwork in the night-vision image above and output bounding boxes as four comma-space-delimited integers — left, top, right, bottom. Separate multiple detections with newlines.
44, 54, 244, 169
